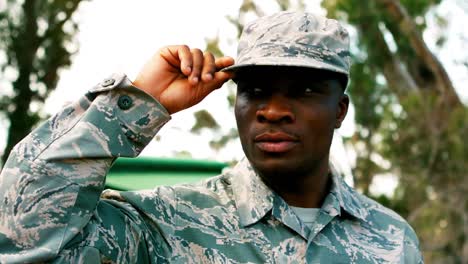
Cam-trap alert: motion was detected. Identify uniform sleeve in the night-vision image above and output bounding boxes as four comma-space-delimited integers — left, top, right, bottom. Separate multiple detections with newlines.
0, 73, 171, 263
403, 225, 424, 263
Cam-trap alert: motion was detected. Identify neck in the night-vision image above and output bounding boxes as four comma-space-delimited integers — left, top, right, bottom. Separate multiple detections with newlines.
261, 159, 331, 208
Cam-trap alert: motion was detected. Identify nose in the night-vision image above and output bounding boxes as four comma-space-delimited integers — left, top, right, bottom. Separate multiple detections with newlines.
256, 94, 295, 123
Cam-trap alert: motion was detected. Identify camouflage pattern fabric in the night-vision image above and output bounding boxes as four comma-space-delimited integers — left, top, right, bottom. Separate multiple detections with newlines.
0, 74, 423, 263
222, 11, 351, 79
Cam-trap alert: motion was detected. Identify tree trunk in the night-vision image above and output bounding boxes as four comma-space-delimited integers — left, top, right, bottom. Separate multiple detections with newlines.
2, 76, 35, 165
1, 0, 38, 165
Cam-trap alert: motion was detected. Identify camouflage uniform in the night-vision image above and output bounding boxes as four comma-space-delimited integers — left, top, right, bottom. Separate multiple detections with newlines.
0, 11, 423, 263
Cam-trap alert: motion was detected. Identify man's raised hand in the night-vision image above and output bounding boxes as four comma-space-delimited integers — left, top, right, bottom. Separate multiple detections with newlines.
133, 45, 234, 114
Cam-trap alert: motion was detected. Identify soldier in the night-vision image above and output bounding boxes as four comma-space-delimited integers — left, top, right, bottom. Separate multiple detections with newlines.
0, 11, 423, 263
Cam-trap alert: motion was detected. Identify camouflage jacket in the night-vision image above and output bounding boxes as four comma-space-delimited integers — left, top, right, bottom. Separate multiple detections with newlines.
0, 74, 423, 263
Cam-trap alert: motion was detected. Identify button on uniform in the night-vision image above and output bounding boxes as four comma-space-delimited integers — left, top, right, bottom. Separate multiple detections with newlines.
118, 95, 133, 110
101, 78, 115, 87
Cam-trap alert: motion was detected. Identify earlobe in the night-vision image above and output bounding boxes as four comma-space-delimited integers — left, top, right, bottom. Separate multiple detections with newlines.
335, 118, 344, 128
335, 94, 349, 128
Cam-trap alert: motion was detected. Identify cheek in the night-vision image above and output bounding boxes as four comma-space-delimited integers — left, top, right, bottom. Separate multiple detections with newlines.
235, 98, 254, 154
235, 94, 249, 111
301, 103, 337, 130
234, 96, 255, 123
235, 97, 249, 134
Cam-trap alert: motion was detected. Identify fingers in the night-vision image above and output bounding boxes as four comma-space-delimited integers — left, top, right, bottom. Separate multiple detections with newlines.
196, 54, 234, 96
178, 46, 193, 76
202, 52, 215, 82
215, 56, 235, 70
188, 49, 234, 85
161, 45, 193, 75
210, 71, 234, 88
183, 46, 234, 85
189, 48, 203, 85
164, 45, 234, 85
164, 45, 234, 77
199, 55, 234, 92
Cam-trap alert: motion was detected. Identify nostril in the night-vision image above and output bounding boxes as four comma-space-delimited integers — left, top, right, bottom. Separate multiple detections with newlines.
255, 96, 295, 123
257, 114, 267, 123
282, 115, 294, 123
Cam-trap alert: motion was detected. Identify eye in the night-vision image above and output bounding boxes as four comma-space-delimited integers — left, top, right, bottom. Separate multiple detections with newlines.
252, 87, 264, 95
298, 85, 328, 96
304, 87, 314, 95
295, 86, 319, 96
239, 84, 265, 97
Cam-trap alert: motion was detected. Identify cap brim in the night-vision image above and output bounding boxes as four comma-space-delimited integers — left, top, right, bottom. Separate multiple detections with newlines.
222, 56, 349, 77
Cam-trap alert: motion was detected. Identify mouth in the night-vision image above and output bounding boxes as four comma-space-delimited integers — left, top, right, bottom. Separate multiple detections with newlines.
254, 132, 299, 153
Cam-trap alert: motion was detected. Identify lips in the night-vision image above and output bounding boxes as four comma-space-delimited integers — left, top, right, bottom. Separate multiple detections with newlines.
254, 132, 299, 153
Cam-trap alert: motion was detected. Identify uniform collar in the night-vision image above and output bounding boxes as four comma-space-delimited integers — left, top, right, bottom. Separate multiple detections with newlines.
230, 158, 275, 227
230, 158, 368, 228
327, 170, 368, 221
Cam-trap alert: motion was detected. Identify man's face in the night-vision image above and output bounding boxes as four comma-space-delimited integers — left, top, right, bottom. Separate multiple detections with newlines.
234, 66, 349, 179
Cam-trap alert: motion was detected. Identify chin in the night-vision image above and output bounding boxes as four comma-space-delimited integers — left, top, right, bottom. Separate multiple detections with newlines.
250, 157, 305, 178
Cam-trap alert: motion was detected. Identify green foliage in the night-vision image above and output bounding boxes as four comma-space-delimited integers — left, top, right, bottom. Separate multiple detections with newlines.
209, 128, 239, 152
226, 86, 236, 108
0, 0, 87, 165
191, 110, 220, 134
399, 0, 442, 16
205, 36, 224, 58
323, 0, 468, 261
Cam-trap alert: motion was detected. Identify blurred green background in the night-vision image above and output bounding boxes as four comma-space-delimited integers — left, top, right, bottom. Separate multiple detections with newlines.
106, 157, 227, 191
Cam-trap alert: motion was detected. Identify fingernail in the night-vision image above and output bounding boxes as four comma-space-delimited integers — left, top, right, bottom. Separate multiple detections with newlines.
204, 74, 212, 81
185, 66, 192, 73
192, 77, 198, 83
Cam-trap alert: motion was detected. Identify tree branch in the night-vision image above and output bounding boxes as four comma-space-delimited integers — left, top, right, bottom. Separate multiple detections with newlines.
356, 14, 420, 102
376, 0, 461, 107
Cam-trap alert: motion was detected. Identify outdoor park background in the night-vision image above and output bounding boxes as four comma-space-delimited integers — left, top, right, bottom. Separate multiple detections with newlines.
0, 0, 467, 262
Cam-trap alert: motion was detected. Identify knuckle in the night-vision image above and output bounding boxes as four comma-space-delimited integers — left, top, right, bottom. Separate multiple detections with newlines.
203, 51, 214, 57
180, 44, 190, 51
203, 53, 215, 66
191, 48, 202, 54
159, 46, 170, 54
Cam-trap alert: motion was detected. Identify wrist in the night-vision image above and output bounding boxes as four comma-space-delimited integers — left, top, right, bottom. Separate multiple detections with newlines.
132, 78, 156, 99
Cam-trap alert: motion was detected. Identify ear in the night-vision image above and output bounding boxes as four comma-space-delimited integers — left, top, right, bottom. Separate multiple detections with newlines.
335, 94, 349, 128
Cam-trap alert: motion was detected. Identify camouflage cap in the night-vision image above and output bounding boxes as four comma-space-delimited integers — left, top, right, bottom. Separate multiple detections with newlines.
223, 11, 351, 81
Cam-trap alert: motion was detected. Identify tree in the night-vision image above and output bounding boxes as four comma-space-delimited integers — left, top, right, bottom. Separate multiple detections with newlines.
321, 0, 468, 262
0, 0, 87, 166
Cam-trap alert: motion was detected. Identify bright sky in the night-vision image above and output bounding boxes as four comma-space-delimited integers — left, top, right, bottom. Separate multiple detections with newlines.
44, 0, 248, 160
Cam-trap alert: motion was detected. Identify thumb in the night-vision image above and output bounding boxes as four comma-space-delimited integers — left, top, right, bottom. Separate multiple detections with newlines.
202, 71, 234, 93
215, 56, 235, 70
195, 71, 233, 102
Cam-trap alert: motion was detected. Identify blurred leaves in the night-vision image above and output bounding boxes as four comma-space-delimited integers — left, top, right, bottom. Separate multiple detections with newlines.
205, 36, 224, 58
323, 0, 467, 262
191, 110, 220, 134
0, 0, 87, 165
209, 128, 239, 152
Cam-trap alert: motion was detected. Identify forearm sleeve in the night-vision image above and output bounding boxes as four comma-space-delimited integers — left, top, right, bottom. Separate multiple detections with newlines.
0, 73, 170, 263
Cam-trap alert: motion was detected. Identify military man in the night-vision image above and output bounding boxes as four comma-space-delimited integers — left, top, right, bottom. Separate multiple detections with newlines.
0, 11, 422, 263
